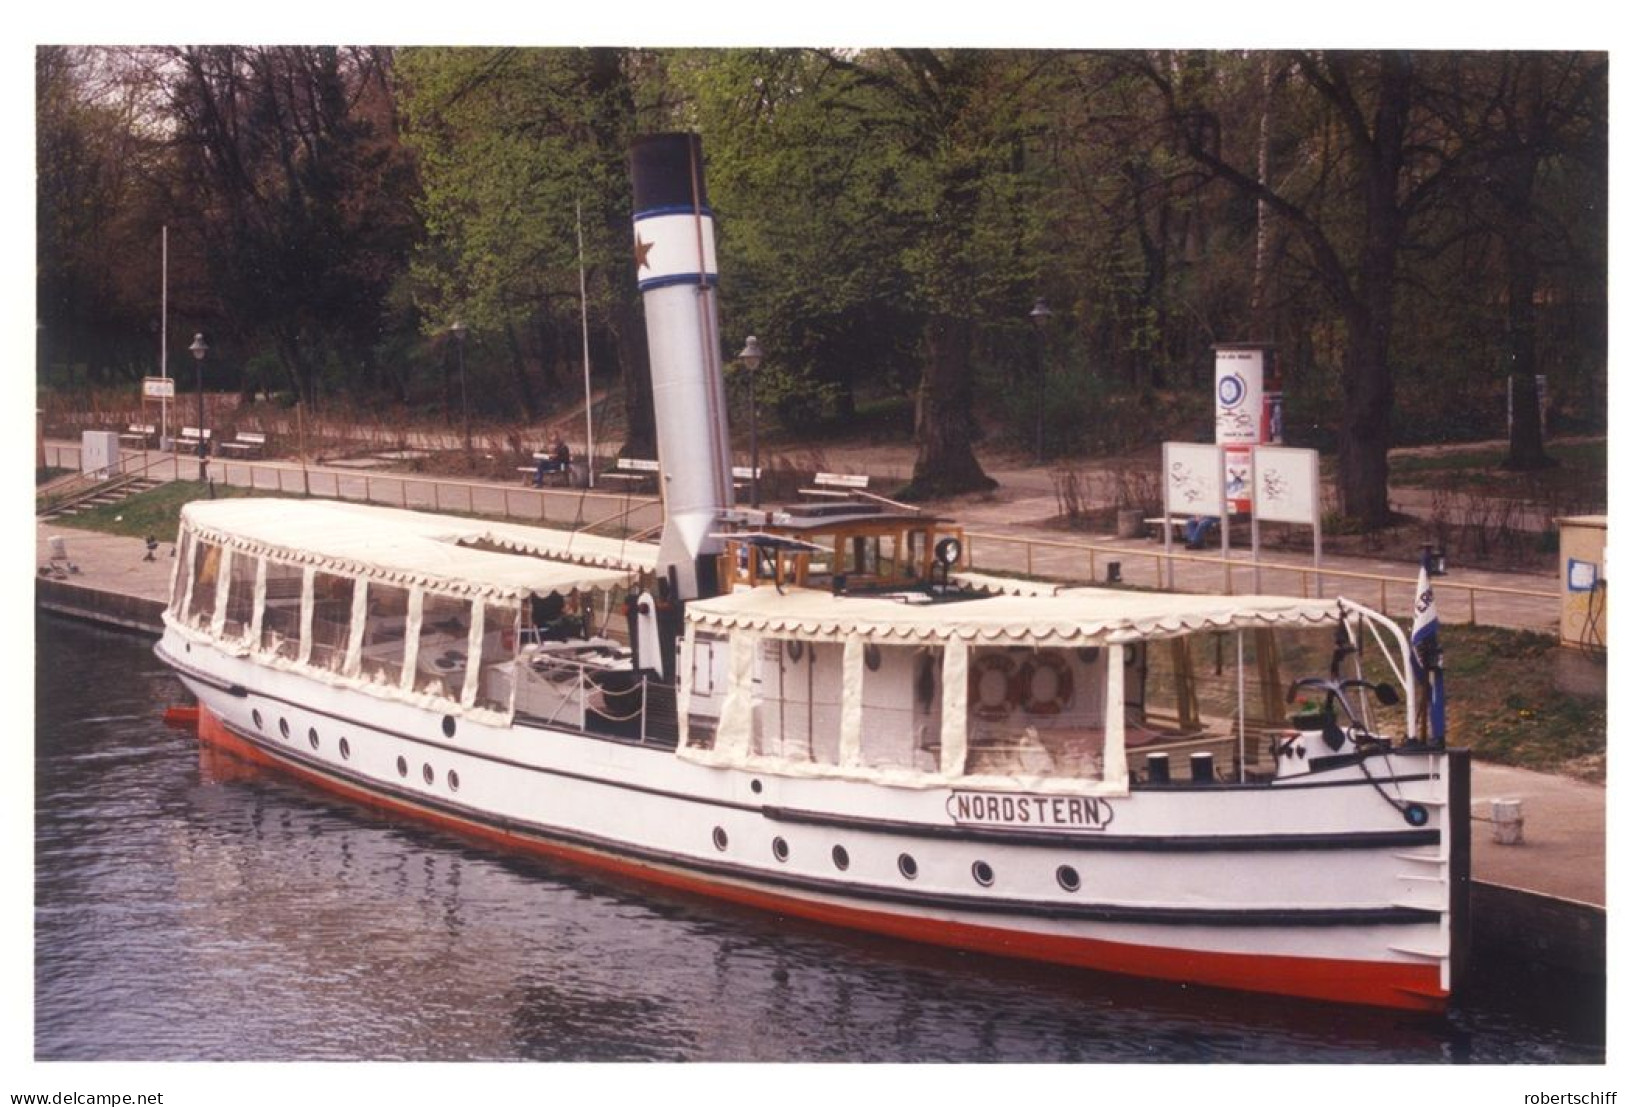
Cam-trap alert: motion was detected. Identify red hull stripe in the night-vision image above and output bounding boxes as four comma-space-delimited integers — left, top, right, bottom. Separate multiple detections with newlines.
193, 706, 1448, 1013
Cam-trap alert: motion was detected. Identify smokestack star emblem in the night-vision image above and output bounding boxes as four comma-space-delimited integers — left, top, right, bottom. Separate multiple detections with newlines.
634, 233, 654, 270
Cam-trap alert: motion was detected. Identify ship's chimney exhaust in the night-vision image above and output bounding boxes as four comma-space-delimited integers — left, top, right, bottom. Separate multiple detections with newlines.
630, 133, 734, 600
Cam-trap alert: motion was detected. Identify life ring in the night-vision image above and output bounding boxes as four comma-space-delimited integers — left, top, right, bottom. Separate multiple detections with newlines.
1020, 651, 1075, 715
970, 653, 1022, 720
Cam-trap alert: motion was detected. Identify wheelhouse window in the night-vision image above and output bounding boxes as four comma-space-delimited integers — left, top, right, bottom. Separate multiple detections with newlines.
260, 560, 305, 661
308, 572, 356, 674
414, 592, 473, 699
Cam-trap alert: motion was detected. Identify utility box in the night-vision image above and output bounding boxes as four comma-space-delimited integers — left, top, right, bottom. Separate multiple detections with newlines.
1557, 515, 1606, 651
80, 430, 121, 478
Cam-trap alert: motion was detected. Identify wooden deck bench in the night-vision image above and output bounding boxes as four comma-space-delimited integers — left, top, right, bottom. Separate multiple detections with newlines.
218, 431, 267, 458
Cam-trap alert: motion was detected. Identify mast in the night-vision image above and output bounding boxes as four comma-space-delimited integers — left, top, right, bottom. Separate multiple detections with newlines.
629, 133, 735, 600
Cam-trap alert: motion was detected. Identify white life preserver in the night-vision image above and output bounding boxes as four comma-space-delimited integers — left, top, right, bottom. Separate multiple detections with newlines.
970, 653, 1022, 720
1020, 651, 1075, 715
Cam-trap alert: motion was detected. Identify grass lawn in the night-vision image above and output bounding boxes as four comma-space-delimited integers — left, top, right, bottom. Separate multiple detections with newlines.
1439, 625, 1606, 782
61, 480, 273, 540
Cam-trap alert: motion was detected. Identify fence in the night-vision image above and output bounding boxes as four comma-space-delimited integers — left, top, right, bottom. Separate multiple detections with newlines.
41, 441, 1558, 631
960, 528, 1559, 630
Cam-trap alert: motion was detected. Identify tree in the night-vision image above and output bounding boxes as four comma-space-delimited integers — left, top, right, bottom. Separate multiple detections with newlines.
397, 47, 660, 453
162, 46, 417, 404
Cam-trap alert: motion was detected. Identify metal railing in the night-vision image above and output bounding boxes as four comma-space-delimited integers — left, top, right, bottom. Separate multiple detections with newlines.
960, 528, 1560, 628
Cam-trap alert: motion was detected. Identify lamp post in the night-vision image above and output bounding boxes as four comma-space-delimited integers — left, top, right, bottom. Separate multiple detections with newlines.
189, 333, 209, 488
1028, 297, 1053, 462
737, 335, 763, 508
450, 320, 469, 452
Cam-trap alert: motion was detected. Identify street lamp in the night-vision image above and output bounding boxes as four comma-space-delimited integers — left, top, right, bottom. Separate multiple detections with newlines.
450, 320, 469, 452
1028, 298, 1053, 463
737, 335, 763, 508
189, 333, 209, 489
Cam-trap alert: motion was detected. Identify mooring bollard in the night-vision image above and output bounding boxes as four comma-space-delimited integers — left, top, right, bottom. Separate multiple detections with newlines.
1490, 797, 1525, 845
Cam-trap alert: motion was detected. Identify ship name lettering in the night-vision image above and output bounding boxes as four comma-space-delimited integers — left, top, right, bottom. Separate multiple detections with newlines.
946, 791, 1113, 831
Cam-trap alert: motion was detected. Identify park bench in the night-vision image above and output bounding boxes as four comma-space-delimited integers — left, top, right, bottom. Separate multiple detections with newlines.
218, 431, 267, 458
518, 452, 574, 487
600, 457, 659, 491
800, 472, 870, 498
178, 427, 213, 454
731, 465, 760, 492
118, 423, 157, 450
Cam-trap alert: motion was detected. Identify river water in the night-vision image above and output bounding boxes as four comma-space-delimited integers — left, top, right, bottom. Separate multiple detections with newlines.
30, 618, 1603, 1092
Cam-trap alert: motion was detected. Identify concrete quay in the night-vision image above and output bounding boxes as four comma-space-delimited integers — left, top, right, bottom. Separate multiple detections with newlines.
34, 510, 1603, 978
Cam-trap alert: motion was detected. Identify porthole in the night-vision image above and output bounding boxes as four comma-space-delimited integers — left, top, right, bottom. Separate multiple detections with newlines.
712, 826, 729, 852
1056, 864, 1081, 893
972, 860, 995, 887
396, 756, 408, 778
772, 837, 790, 862
339, 737, 351, 761
898, 853, 918, 880
832, 845, 850, 871
279, 717, 291, 740
308, 727, 319, 750
750, 779, 763, 795
442, 716, 457, 739
252, 709, 263, 731
447, 769, 460, 792
423, 763, 435, 786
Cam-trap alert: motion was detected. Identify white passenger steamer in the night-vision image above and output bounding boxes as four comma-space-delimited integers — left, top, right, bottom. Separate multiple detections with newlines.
157, 134, 1466, 1011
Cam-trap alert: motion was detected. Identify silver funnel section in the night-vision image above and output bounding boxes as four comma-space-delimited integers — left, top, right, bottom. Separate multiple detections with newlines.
630, 133, 735, 600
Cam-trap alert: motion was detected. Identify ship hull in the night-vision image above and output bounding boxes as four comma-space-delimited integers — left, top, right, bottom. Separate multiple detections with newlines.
165, 634, 1457, 1013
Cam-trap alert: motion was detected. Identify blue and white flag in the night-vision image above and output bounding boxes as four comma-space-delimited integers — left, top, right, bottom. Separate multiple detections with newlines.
1411, 560, 1446, 740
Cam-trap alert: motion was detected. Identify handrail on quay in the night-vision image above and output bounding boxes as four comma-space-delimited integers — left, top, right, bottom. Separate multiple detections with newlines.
42, 441, 1559, 628
960, 528, 1559, 627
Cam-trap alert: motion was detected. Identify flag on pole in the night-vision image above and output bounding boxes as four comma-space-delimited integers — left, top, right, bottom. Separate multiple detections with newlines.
1411, 556, 1446, 741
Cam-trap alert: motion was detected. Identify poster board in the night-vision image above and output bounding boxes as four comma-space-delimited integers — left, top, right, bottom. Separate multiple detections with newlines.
1251, 446, 1323, 595
1161, 443, 1228, 588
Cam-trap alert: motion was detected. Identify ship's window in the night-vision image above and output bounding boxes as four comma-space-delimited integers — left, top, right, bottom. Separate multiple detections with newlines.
278, 717, 290, 739
414, 593, 474, 700
359, 582, 411, 687
422, 763, 434, 786
339, 737, 351, 760
473, 601, 519, 713
751, 637, 840, 765
771, 837, 789, 862
712, 827, 729, 852
168, 531, 193, 617
221, 551, 258, 641
1056, 865, 1081, 893
831, 845, 850, 871
856, 643, 941, 772
972, 860, 995, 887
308, 572, 356, 673
260, 560, 305, 661
396, 756, 408, 777
252, 709, 263, 731
898, 853, 918, 880
964, 647, 1105, 782
185, 540, 222, 630
308, 727, 319, 750
447, 769, 459, 791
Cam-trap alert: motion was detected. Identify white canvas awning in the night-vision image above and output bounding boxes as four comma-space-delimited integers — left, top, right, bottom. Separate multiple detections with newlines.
181, 499, 647, 601
685, 584, 1346, 645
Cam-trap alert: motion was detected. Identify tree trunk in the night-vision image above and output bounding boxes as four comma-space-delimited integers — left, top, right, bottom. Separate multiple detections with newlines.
1502, 154, 1551, 470
1336, 312, 1394, 525
907, 315, 997, 498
